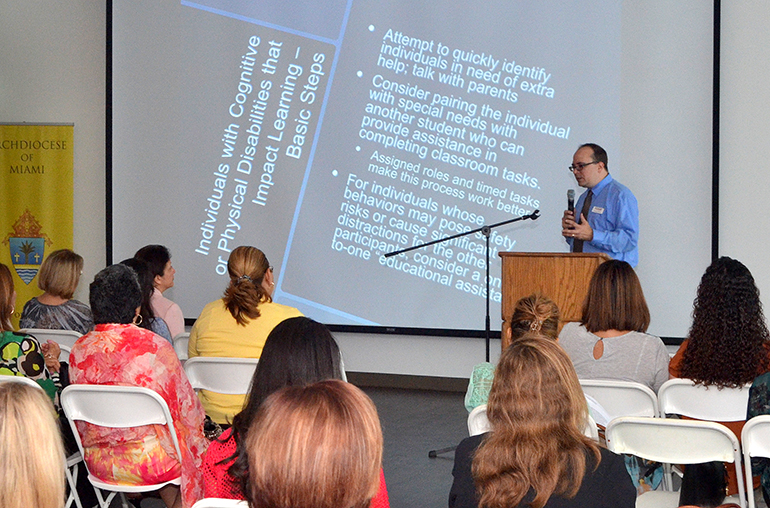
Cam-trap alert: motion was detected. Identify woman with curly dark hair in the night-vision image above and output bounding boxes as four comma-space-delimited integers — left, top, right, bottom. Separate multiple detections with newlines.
670, 256, 770, 386
669, 256, 770, 496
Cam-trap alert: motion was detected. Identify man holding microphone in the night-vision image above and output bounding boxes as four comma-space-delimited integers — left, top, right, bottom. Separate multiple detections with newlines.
562, 143, 639, 266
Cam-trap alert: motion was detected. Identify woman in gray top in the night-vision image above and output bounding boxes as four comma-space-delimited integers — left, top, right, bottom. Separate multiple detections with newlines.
558, 259, 669, 392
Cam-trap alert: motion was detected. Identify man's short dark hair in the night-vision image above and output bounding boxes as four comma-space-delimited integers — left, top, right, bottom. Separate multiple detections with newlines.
580, 143, 608, 170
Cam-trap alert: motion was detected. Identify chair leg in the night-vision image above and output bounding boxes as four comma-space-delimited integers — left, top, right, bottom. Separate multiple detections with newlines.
94, 488, 117, 508
65, 462, 83, 508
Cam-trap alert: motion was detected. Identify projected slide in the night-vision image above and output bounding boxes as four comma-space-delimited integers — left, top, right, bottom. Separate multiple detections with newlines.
112, 0, 620, 330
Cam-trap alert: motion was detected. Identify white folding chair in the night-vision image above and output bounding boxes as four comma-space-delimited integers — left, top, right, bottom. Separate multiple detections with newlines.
658, 378, 751, 421
59, 343, 72, 363
580, 379, 660, 420
467, 404, 599, 441
606, 416, 746, 508
0, 375, 84, 508
192, 498, 248, 508
60, 385, 184, 508
19, 328, 82, 350
173, 332, 190, 361
742, 415, 770, 508
184, 357, 259, 395
467, 404, 490, 436
0, 373, 46, 389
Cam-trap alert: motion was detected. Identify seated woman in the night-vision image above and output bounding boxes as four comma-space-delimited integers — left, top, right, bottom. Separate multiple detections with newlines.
465, 294, 560, 411
450, 335, 635, 508
20, 248, 93, 334
559, 259, 669, 392
121, 258, 173, 343
134, 244, 184, 339
246, 380, 383, 508
0, 263, 61, 402
189, 245, 302, 424
69, 264, 208, 508
203, 316, 389, 507
670, 256, 770, 496
0, 381, 66, 508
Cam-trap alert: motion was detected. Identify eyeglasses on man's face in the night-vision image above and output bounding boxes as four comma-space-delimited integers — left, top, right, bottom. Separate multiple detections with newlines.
568, 161, 599, 173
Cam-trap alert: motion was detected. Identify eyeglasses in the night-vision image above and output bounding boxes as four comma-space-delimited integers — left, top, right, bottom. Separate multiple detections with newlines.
269, 266, 274, 272
568, 161, 599, 173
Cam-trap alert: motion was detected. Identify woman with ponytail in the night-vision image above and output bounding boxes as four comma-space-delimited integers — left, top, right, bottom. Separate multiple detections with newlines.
189, 246, 302, 425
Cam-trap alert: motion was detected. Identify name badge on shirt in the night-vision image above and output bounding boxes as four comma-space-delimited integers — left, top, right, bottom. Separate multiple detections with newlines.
591, 206, 605, 214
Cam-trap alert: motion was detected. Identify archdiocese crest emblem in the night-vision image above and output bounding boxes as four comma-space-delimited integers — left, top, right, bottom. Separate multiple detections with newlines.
3, 210, 53, 284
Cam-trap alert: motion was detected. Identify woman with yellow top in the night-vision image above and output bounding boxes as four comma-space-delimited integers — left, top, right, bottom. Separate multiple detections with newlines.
188, 246, 302, 424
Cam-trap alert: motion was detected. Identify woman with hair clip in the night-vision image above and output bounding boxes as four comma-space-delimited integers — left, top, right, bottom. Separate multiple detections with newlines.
450, 335, 635, 508
189, 246, 302, 424
465, 294, 560, 411
202, 316, 389, 507
0, 381, 66, 508
670, 256, 770, 497
20, 248, 93, 334
559, 259, 669, 392
247, 380, 383, 508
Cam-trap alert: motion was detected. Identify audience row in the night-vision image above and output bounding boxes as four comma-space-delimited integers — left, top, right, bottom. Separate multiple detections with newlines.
4, 242, 770, 508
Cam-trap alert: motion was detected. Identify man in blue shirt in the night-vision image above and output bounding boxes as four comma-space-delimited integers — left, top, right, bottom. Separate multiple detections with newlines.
561, 143, 639, 266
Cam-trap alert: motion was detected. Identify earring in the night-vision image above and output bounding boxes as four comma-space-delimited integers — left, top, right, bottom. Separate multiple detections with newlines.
133, 314, 143, 326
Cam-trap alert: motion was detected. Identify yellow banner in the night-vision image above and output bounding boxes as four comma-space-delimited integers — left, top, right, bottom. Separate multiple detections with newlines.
0, 124, 74, 328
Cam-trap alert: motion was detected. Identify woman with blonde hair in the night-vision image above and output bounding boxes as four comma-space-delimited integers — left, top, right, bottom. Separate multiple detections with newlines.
0, 381, 65, 508
559, 259, 668, 392
20, 248, 93, 334
450, 335, 634, 508
246, 380, 383, 508
189, 246, 302, 424
466, 294, 559, 411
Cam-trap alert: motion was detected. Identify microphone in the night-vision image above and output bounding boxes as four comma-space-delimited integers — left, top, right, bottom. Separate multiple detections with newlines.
567, 189, 575, 212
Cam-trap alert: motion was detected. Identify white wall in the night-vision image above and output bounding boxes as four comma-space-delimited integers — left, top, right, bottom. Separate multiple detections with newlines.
720, 4, 770, 303
1, 1, 106, 302
5, 1, 767, 378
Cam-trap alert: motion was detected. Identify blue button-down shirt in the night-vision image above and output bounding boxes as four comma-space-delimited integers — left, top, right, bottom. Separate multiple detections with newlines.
568, 174, 639, 266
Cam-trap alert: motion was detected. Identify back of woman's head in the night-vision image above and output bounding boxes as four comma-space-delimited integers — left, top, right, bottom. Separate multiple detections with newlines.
246, 317, 342, 407
682, 257, 770, 387
228, 317, 343, 486
475, 334, 599, 508
0, 382, 65, 508
581, 259, 650, 333
246, 380, 382, 508
0, 263, 14, 332
222, 246, 272, 325
89, 264, 142, 325
509, 294, 560, 341
120, 258, 157, 324
37, 249, 84, 299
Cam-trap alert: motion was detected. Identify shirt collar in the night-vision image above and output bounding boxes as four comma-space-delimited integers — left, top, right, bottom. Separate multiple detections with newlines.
589, 173, 613, 195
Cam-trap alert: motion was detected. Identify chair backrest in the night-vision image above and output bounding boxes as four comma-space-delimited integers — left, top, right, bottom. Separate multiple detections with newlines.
191, 498, 248, 508
607, 416, 746, 508
184, 357, 259, 395
0, 374, 45, 390
468, 404, 490, 436
742, 415, 770, 508
467, 404, 600, 441
579, 379, 659, 419
173, 332, 190, 361
20, 328, 82, 350
59, 343, 72, 363
658, 378, 751, 421
60, 384, 183, 468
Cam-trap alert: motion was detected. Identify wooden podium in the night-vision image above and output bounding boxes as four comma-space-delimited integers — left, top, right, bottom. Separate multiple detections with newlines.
499, 252, 610, 338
